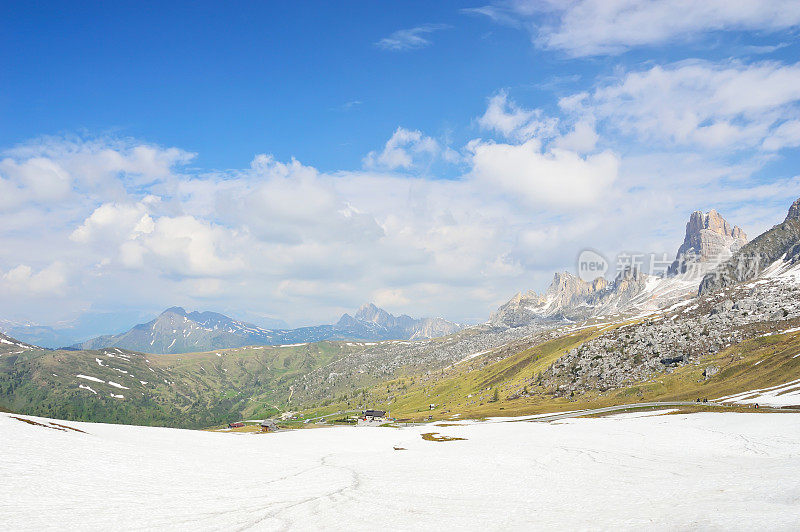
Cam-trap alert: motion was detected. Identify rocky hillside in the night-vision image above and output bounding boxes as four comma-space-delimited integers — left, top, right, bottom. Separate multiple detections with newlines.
541, 273, 800, 397
699, 198, 800, 294
72, 304, 461, 354
490, 270, 639, 326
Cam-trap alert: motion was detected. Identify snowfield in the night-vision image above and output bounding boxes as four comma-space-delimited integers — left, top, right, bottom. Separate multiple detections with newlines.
1, 412, 800, 530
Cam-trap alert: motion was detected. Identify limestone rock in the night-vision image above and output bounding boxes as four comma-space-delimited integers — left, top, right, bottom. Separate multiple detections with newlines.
668, 210, 747, 275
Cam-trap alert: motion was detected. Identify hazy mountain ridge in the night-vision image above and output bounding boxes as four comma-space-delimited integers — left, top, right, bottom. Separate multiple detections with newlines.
0, 319, 75, 349
72, 303, 461, 354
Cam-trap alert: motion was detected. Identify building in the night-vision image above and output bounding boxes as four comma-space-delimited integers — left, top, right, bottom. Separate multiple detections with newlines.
260, 420, 279, 432
362, 409, 387, 421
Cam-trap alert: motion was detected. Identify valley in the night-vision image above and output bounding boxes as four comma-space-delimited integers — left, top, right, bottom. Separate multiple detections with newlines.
3, 201, 800, 432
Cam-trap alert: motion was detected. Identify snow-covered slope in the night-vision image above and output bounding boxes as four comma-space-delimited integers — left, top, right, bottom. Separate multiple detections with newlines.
2, 411, 799, 530
0, 332, 37, 355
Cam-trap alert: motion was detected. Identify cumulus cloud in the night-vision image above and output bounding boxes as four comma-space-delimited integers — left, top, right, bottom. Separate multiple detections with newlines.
579, 60, 800, 151
469, 0, 800, 57
70, 199, 156, 245
1, 263, 68, 296
375, 24, 449, 51
2, 62, 800, 328
363, 127, 446, 170
478, 91, 558, 141
469, 138, 619, 208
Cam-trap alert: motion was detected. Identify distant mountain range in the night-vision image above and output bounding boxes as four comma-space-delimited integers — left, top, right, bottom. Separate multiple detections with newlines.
70, 303, 461, 354
3, 198, 800, 429
0, 320, 75, 349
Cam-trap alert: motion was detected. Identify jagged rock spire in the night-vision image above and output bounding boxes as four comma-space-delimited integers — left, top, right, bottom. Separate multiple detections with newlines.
667, 209, 747, 275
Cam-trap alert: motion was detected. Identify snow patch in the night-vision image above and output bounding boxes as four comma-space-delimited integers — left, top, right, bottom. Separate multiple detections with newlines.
76, 374, 104, 383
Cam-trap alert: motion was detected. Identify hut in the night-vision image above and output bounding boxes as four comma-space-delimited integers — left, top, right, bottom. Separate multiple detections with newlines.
260, 419, 279, 432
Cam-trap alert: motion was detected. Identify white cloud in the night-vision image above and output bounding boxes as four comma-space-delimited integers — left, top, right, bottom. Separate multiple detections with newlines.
470, 0, 800, 57
478, 91, 558, 141
2, 75, 799, 329
580, 60, 800, 151
125, 215, 247, 277
363, 127, 443, 170
375, 24, 449, 51
553, 120, 598, 153
70, 200, 156, 245
763, 120, 800, 151
372, 288, 410, 308
1, 262, 68, 296
469, 138, 619, 208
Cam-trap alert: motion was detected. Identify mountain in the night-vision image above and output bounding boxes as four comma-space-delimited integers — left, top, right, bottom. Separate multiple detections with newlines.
667, 209, 747, 275
491, 208, 746, 328
0, 332, 37, 355
72, 304, 462, 354
335, 303, 461, 341
303, 201, 800, 423
0, 339, 351, 428
489, 268, 647, 326
5, 200, 800, 430
699, 198, 800, 294
0, 320, 73, 349
72, 307, 279, 354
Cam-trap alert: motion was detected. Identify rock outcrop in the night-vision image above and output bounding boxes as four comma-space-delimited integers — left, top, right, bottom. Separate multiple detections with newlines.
699, 198, 800, 295
491, 209, 748, 328
667, 210, 747, 275
786, 198, 800, 223
541, 271, 800, 396
489, 269, 648, 327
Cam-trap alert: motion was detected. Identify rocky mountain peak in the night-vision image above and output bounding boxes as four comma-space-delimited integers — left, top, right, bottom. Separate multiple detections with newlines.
668, 209, 747, 275
546, 271, 593, 299
785, 198, 800, 222
700, 197, 800, 294
354, 303, 394, 325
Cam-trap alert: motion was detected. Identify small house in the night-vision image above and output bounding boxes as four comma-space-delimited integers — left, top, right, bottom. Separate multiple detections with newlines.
228, 422, 245, 428
260, 420, 279, 432
362, 409, 386, 421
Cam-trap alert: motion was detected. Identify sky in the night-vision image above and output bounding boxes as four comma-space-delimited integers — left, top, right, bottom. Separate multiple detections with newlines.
2, 1, 800, 337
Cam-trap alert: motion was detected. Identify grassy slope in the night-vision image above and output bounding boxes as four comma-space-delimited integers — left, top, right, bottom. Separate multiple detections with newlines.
299, 326, 800, 422
0, 342, 355, 428
299, 326, 606, 420
5, 317, 799, 428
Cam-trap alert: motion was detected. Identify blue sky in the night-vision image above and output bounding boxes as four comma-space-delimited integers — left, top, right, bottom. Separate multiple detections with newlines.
2, 1, 800, 340
4, 1, 542, 172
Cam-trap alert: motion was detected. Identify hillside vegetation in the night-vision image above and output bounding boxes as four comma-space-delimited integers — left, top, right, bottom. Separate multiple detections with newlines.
299, 325, 800, 422
0, 342, 360, 428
